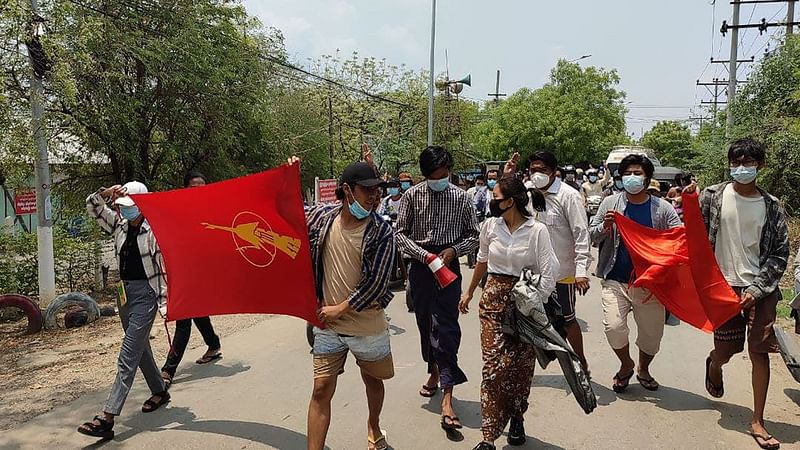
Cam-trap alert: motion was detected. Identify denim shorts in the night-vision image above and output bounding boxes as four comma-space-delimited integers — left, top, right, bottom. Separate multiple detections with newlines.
312, 327, 394, 380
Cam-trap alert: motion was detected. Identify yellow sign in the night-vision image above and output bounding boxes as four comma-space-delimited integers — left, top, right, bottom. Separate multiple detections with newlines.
203, 211, 301, 268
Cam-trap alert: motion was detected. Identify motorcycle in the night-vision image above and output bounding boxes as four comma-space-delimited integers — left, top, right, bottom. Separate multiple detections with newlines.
586, 195, 602, 222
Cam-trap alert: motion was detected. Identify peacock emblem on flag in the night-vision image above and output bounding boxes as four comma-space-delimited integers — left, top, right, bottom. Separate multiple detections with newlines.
203, 211, 301, 268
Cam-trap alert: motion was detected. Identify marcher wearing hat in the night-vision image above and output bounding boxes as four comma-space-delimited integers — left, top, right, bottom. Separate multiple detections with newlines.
78, 182, 170, 440
303, 160, 396, 450
647, 179, 663, 198
395, 145, 480, 433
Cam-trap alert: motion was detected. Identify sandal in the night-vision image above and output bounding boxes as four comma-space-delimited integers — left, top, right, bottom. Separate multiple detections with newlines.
636, 375, 660, 391
750, 432, 781, 450
161, 372, 173, 390
368, 430, 389, 450
142, 391, 171, 413
705, 356, 724, 398
419, 384, 438, 398
196, 350, 223, 365
612, 370, 634, 393
77, 415, 114, 440
441, 415, 463, 430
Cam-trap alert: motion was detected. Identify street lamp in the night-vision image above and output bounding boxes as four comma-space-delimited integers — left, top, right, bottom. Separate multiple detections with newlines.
427, 0, 437, 146
568, 54, 592, 63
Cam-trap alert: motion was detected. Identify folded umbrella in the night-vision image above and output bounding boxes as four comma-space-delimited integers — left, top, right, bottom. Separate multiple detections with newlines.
502, 268, 597, 414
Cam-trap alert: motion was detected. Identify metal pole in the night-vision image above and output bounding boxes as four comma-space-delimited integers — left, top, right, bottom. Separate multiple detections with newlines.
427, 0, 437, 147
26, 0, 56, 306
788, 0, 796, 35
726, 0, 740, 136
327, 94, 334, 178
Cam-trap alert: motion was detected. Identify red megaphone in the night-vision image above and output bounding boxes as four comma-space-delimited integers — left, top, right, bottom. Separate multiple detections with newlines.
425, 253, 458, 289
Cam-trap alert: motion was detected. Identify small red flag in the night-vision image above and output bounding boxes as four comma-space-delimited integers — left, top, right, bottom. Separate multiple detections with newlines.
614, 191, 741, 332
132, 164, 322, 327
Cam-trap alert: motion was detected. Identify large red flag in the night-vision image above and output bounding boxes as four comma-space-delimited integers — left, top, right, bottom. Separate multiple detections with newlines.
132, 164, 322, 327
613, 191, 741, 332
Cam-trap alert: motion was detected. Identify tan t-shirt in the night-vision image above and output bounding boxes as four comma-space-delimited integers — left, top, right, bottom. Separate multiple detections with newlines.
321, 217, 387, 336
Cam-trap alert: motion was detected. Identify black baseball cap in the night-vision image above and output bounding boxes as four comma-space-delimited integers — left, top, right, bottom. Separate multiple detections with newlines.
340, 162, 386, 188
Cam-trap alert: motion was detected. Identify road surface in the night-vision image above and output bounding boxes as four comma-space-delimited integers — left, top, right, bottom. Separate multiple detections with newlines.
1, 264, 799, 449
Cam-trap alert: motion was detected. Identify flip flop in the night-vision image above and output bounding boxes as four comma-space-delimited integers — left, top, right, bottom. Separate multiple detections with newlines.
196, 352, 223, 365
636, 375, 660, 391
612, 370, 634, 393
705, 356, 724, 398
441, 415, 463, 430
368, 429, 388, 450
750, 432, 781, 450
419, 384, 438, 398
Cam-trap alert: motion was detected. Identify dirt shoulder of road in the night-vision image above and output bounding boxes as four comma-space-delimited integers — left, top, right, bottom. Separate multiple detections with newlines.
0, 300, 271, 431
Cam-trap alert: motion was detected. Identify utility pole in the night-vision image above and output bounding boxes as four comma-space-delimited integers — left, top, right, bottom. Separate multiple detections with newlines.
327, 94, 334, 178
726, 0, 740, 135
427, 0, 437, 146
25, 0, 56, 306
789, 0, 796, 34
487, 69, 507, 105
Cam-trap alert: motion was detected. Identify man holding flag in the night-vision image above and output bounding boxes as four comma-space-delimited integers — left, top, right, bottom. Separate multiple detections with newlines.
298, 158, 397, 450
693, 138, 788, 450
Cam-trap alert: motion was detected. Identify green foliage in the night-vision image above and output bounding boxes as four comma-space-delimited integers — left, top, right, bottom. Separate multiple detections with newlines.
640, 120, 695, 168
728, 35, 800, 214
471, 60, 628, 164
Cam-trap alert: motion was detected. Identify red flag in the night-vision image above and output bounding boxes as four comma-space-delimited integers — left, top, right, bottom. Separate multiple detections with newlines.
613, 191, 740, 332
132, 164, 322, 327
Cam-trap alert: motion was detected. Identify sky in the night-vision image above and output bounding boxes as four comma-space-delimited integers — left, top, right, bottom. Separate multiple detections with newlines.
242, 0, 790, 140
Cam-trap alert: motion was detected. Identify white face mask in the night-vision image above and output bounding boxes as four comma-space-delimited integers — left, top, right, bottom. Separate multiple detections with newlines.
530, 172, 551, 190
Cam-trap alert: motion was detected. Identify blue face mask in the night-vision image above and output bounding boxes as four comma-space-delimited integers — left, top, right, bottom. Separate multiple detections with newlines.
388, 187, 400, 196
427, 177, 449, 192
487, 179, 497, 189
589, 176, 598, 183
622, 175, 645, 195
120, 206, 141, 221
614, 180, 624, 191
400, 181, 412, 191
348, 198, 371, 220
730, 165, 758, 184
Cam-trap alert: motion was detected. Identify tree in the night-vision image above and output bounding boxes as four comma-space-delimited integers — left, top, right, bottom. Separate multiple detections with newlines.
727, 34, 800, 213
470, 60, 628, 164
640, 120, 694, 168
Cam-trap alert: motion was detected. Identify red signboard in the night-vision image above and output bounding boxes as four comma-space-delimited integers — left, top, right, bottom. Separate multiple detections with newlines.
14, 190, 36, 215
318, 179, 338, 204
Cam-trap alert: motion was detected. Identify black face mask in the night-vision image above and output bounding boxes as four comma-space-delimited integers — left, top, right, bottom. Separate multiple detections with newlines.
489, 198, 512, 217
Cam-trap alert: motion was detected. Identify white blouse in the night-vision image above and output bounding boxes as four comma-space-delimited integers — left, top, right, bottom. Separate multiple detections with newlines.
477, 217, 560, 294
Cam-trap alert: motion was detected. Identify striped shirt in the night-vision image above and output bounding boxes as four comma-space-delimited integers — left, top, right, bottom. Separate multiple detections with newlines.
395, 182, 480, 262
86, 192, 167, 308
306, 205, 395, 311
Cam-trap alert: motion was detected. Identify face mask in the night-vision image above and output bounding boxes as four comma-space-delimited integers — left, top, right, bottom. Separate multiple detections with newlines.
614, 180, 624, 191
622, 175, 645, 195
388, 187, 400, 196
400, 181, 412, 191
427, 177, 449, 192
487, 179, 497, 189
489, 198, 511, 217
348, 198, 371, 220
589, 175, 598, 183
120, 206, 141, 221
531, 172, 551, 189
730, 165, 758, 185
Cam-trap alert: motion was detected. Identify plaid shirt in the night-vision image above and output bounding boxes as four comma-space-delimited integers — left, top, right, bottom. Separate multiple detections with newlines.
86, 192, 167, 308
700, 182, 789, 300
395, 182, 480, 262
306, 205, 395, 311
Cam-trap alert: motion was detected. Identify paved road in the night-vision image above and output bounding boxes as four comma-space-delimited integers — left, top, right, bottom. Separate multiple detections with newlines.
2, 264, 800, 449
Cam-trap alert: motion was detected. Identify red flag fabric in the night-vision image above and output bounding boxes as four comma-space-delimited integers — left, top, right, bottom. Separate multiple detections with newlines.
613, 191, 741, 332
132, 164, 322, 327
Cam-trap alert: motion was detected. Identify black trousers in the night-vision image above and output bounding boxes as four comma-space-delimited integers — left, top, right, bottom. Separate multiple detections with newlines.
161, 317, 221, 378
409, 253, 468, 388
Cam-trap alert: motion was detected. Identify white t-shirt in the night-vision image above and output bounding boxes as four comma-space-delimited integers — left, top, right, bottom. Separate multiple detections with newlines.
714, 183, 766, 287
477, 217, 560, 294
